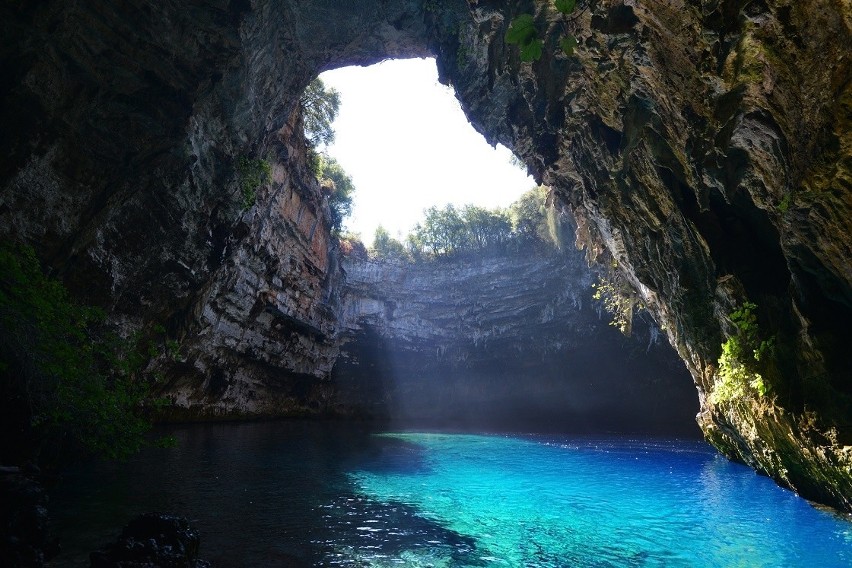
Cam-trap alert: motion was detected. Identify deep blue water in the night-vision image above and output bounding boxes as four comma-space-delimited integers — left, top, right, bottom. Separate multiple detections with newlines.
49, 422, 852, 567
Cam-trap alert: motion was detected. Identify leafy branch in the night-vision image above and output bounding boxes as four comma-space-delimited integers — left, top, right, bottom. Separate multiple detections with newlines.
505, 0, 581, 62
0, 244, 174, 462
711, 302, 775, 404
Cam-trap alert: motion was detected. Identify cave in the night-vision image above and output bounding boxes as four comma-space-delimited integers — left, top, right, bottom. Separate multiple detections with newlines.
1, 0, 851, 564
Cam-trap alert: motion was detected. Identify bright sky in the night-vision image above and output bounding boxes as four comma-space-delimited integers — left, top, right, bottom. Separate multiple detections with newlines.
319, 58, 534, 243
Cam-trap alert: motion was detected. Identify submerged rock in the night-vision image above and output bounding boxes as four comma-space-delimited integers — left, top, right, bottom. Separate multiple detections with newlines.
90, 513, 209, 568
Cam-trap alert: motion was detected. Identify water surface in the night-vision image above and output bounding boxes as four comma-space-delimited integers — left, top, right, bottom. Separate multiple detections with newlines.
49, 422, 852, 566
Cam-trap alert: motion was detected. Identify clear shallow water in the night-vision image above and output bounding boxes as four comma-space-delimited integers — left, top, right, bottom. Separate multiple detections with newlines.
49, 422, 852, 567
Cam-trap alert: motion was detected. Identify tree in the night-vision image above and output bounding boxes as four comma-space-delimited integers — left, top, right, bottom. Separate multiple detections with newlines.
414, 204, 468, 257
372, 226, 409, 261
462, 204, 512, 251
301, 78, 341, 147
509, 186, 549, 244
318, 155, 355, 234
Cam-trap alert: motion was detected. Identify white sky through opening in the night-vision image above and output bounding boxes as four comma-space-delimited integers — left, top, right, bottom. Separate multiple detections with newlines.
319, 58, 534, 243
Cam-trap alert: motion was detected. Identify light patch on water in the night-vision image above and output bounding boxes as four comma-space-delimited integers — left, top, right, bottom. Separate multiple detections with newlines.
346, 433, 852, 567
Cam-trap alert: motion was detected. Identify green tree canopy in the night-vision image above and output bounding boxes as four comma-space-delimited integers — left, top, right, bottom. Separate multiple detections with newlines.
301, 78, 341, 147
372, 226, 409, 261
509, 185, 549, 243
412, 204, 468, 257
316, 154, 355, 234
462, 204, 512, 251
367, 187, 563, 262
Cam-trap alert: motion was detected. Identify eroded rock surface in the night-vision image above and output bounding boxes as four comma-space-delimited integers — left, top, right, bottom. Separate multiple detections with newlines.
442, 0, 852, 509
1, 0, 850, 509
335, 248, 697, 434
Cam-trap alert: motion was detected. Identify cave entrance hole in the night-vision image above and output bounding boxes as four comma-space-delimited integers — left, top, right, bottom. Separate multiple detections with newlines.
314, 57, 533, 245
313, 60, 699, 436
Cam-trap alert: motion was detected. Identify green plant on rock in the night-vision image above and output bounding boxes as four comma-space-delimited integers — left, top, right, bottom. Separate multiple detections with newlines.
0, 244, 161, 462
505, 1, 580, 62
237, 156, 272, 210
710, 301, 775, 404
778, 193, 792, 214
506, 14, 544, 62
592, 272, 639, 335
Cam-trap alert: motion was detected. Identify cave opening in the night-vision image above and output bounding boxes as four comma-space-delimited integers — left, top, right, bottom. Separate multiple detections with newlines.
308, 59, 699, 437
4, 3, 852, 565
315, 57, 532, 242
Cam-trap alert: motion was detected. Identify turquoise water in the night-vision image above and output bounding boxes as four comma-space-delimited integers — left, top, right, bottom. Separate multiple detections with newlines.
345, 433, 852, 567
49, 423, 852, 566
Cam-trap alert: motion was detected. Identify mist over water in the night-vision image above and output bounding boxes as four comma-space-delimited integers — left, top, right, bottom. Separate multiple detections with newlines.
49, 422, 851, 567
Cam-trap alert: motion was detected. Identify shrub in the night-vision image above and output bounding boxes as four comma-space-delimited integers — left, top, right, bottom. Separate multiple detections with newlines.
710, 302, 774, 404
371, 226, 410, 261
0, 244, 158, 463
237, 156, 272, 210
591, 272, 639, 335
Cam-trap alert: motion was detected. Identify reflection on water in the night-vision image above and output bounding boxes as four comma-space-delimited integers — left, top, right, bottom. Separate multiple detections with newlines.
50, 421, 475, 566
49, 422, 852, 567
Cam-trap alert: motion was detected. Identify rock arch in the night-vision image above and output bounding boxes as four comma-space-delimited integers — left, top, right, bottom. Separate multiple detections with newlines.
1, 0, 850, 509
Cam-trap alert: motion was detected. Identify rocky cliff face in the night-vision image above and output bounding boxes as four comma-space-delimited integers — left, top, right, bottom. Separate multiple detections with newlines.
2, 0, 850, 510
335, 248, 697, 434
1, 0, 428, 418
437, 0, 852, 509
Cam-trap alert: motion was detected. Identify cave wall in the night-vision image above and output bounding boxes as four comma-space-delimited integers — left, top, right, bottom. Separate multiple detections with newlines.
432, 0, 852, 509
1, 0, 432, 418
1, 0, 851, 509
335, 248, 697, 434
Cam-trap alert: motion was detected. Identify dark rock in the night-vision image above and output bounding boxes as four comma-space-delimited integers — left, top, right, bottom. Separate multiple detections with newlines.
335, 248, 698, 434
0, 468, 57, 568
90, 513, 209, 568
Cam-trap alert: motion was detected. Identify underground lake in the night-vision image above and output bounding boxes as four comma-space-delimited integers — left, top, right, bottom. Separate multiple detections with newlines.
4, 1, 852, 566
49, 421, 852, 567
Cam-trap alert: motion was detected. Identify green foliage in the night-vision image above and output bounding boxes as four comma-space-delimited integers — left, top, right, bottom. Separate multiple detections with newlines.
710, 302, 775, 404
370, 186, 561, 262
554, 0, 577, 14
339, 232, 370, 259
412, 204, 468, 257
408, 203, 513, 258
505, 14, 543, 62
237, 157, 272, 210
559, 34, 579, 56
509, 152, 527, 171
165, 339, 181, 360
778, 193, 792, 214
307, 148, 324, 178
312, 153, 356, 234
0, 244, 156, 462
509, 186, 545, 242
591, 273, 638, 335
508, 185, 565, 248
462, 205, 513, 251
371, 226, 410, 261
301, 78, 341, 148
506, 2, 579, 62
